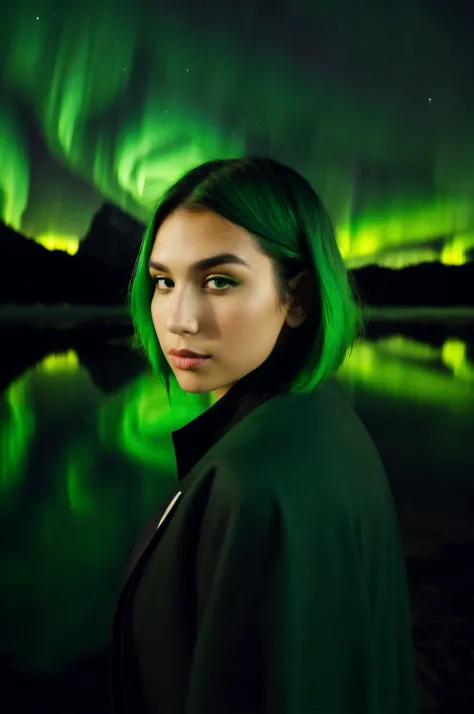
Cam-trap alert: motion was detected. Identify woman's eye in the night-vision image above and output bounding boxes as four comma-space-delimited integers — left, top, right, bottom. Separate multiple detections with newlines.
154, 277, 173, 290
206, 276, 238, 290
153, 276, 239, 291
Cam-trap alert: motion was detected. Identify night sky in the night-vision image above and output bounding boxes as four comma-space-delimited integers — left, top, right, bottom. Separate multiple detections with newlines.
1, 0, 473, 267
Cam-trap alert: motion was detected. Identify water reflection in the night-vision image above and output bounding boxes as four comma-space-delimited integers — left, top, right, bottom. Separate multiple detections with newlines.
341, 335, 474, 410
0, 322, 473, 674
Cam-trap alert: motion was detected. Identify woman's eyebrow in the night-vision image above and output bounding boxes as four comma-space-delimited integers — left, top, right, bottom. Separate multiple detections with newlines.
148, 253, 251, 273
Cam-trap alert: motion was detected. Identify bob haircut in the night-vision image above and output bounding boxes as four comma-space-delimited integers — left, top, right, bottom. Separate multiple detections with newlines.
129, 156, 363, 403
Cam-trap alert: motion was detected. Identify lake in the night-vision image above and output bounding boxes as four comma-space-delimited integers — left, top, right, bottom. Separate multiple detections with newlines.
1, 308, 473, 713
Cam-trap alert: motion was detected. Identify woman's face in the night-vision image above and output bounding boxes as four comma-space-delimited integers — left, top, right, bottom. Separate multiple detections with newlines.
149, 208, 307, 400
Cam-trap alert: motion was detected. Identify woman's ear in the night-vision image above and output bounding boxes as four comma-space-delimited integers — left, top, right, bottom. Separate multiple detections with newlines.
285, 270, 311, 328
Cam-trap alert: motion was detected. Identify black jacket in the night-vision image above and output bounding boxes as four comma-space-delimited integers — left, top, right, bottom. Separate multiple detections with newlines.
109, 354, 418, 713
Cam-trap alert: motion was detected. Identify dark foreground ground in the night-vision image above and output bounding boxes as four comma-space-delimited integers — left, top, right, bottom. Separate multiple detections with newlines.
409, 541, 474, 713
401, 503, 474, 713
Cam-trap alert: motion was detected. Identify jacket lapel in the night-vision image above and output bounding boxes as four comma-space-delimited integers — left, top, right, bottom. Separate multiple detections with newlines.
119, 488, 183, 595
156, 490, 182, 530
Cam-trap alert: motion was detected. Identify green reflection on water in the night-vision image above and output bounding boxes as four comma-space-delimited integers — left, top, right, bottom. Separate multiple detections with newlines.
0, 378, 34, 491
0, 332, 472, 669
338, 335, 474, 410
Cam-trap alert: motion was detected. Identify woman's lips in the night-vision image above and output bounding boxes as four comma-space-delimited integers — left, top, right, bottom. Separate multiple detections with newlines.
169, 354, 211, 370
169, 349, 209, 358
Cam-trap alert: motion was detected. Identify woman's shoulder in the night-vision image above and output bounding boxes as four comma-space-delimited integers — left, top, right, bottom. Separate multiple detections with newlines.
227, 378, 356, 449
219, 378, 385, 499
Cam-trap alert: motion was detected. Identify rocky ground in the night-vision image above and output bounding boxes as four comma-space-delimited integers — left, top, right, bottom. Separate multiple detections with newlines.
408, 542, 474, 713
399, 502, 474, 713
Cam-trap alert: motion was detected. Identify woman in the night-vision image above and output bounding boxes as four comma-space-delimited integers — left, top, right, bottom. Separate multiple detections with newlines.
110, 157, 418, 713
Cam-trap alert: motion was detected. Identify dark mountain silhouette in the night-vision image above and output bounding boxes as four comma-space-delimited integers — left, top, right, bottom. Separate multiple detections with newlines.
1, 204, 473, 306
0, 204, 144, 305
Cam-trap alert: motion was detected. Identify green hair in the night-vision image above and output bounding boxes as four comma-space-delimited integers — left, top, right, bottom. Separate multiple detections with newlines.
129, 156, 363, 403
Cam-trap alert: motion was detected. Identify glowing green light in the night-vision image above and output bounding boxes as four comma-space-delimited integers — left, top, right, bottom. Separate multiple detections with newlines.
97, 373, 210, 470
339, 335, 474, 406
0, 335, 472, 669
441, 234, 472, 266
340, 196, 474, 267
0, 377, 35, 491
112, 96, 244, 210
36, 236, 80, 256
1, 3, 473, 269
0, 105, 29, 230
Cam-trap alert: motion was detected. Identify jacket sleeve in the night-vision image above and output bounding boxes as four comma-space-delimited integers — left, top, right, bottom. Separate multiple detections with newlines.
185, 473, 281, 714
185, 470, 418, 714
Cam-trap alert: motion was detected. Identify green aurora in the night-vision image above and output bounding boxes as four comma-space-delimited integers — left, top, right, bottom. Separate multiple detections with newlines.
1, 0, 474, 267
